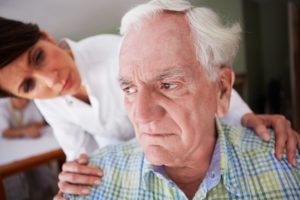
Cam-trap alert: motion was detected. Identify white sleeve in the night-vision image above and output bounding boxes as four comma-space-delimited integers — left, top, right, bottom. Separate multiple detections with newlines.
34, 101, 98, 161
221, 89, 252, 127
48, 121, 98, 161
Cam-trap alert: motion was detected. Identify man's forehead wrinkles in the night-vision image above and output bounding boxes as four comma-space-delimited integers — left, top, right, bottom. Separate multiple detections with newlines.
159, 67, 189, 77
120, 65, 191, 83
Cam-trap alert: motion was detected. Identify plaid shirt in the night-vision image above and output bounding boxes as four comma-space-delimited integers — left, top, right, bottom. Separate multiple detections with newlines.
67, 120, 300, 200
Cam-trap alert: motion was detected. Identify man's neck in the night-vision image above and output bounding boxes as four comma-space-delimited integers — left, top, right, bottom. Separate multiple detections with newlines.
164, 134, 217, 199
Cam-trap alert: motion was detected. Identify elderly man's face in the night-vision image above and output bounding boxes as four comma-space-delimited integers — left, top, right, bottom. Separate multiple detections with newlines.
119, 13, 231, 166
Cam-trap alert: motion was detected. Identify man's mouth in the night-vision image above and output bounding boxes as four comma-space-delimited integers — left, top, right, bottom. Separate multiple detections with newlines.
143, 132, 174, 137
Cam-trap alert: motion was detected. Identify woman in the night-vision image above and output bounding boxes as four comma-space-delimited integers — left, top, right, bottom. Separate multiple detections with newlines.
0, 17, 134, 161
0, 17, 299, 198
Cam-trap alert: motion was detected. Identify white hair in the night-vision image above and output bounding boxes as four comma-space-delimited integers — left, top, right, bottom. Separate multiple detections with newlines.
120, 0, 241, 80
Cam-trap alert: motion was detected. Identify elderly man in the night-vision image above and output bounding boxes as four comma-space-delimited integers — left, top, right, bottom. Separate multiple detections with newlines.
67, 0, 300, 199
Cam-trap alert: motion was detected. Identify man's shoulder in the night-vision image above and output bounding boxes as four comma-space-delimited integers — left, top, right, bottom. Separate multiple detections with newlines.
91, 139, 141, 156
84, 140, 144, 198
221, 123, 276, 154
220, 123, 300, 167
89, 139, 143, 169
219, 123, 300, 197
66, 141, 146, 199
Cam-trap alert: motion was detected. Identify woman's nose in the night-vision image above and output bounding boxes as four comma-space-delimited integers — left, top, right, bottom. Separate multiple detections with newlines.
34, 70, 58, 88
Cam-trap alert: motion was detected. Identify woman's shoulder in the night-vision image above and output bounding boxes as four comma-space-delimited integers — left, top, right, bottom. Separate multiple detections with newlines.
77, 34, 121, 50
69, 34, 121, 69
34, 98, 69, 117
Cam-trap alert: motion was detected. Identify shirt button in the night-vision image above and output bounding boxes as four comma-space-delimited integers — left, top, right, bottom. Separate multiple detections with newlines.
210, 171, 216, 179
65, 99, 74, 106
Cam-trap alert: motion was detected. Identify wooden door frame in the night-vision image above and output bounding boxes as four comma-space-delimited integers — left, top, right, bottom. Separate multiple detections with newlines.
288, 1, 300, 131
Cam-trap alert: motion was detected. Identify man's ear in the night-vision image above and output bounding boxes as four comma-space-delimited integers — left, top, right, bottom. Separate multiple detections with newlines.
216, 66, 235, 117
39, 30, 56, 44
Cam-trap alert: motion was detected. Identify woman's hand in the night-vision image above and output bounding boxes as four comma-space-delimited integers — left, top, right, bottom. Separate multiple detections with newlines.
54, 153, 103, 199
242, 113, 300, 166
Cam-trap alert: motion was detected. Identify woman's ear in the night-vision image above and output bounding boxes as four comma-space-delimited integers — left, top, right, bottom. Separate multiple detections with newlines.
39, 30, 56, 44
216, 66, 235, 117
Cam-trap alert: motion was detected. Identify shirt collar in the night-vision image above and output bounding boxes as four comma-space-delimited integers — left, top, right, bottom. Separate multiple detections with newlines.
204, 137, 221, 191
217, 118, 244, 197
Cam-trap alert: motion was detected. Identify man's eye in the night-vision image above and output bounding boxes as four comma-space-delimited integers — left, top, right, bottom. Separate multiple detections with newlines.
23, 79, 35, 93
33, 49, 45, 66
123, 87, 137, 95
161, 83, 177, 90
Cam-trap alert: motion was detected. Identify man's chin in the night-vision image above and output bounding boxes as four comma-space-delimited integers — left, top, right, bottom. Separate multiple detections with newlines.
144, 146, 172, 166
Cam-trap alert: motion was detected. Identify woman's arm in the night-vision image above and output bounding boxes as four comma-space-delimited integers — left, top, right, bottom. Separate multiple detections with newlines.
35, 100, 102, 198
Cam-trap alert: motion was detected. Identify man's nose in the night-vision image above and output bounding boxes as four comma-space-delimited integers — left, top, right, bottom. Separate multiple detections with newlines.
134, 89, 164, 124
34, 70, 58, 88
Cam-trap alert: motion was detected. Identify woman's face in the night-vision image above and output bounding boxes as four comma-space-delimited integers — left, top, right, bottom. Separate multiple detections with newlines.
0, 37, 81, 99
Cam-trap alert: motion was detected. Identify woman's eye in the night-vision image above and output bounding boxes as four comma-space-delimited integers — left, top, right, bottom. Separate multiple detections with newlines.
34, 49, 45, 66
23, 79, 35, 93
123, 87, 137, 95
161, 83, 177, 90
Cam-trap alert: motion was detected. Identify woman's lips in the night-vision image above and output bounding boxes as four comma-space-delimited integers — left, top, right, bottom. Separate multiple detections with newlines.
61, 74, 73, 94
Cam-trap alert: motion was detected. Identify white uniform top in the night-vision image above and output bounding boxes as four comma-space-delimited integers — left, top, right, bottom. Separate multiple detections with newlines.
35, 35, 134, 160
0, 98, 44, 134
222, 89, 252, 127
35, 34, 251, 161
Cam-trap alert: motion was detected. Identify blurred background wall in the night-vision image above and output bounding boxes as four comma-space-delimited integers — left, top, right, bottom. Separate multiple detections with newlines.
0, 0, 148, 39
1, 0, 299, 130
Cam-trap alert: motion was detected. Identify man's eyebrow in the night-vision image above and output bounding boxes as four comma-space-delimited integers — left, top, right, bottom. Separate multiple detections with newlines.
118, 77, 131, 86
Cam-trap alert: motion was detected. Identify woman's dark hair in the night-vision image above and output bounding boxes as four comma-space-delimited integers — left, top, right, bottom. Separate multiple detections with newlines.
0, 17, 42, 98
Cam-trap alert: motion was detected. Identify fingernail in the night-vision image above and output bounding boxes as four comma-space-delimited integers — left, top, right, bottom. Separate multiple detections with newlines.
97, 171, 103, 176
292, 158, 297, 167
82, 189, 90, 194
263, 132, 271, 141
278, 154, 282, 160
94, 180, 101, 185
